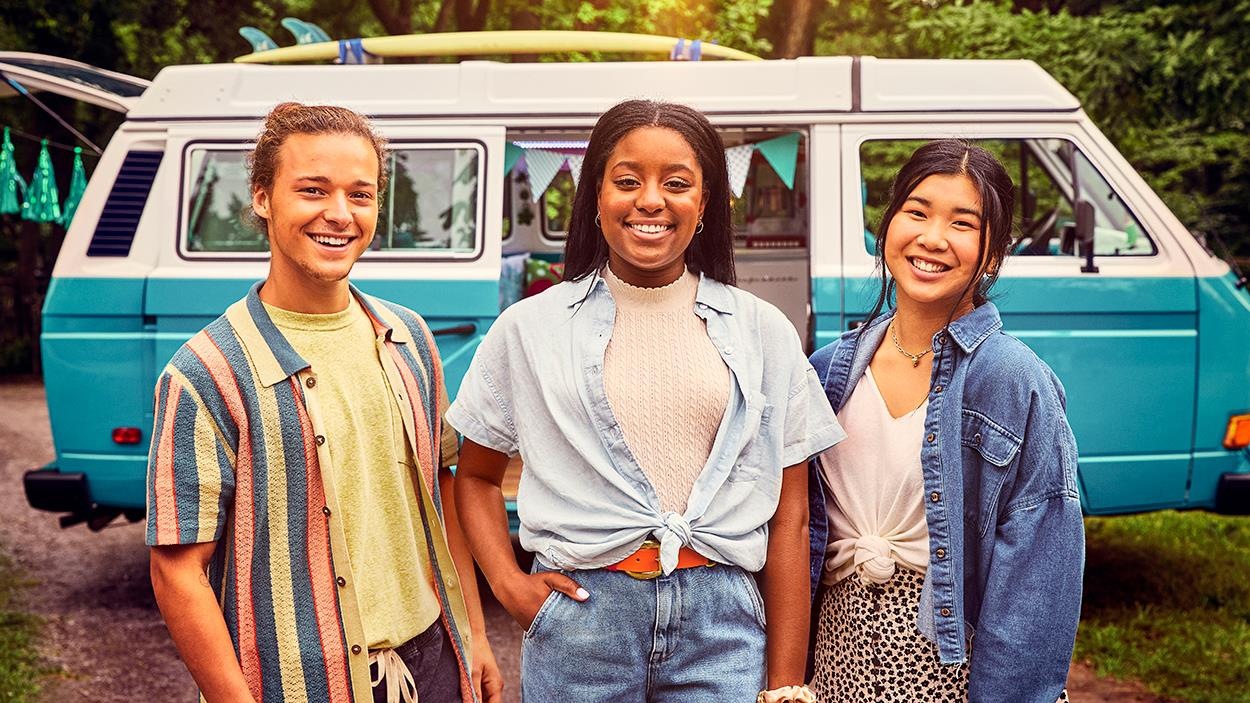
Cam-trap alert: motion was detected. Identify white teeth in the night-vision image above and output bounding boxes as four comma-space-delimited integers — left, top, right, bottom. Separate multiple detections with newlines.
911, 257, 950, 273
312, 234, 350, 247
629, 223, 672, 234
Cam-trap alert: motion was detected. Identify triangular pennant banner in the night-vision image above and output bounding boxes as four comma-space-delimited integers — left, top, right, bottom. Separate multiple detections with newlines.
524, 148, 567, 203
22, 139, 61, 223
0, 128, 21, 215
60, 147, 87, 227
566, 154, 584, 187
755, 132, 800, 190
724, 144, 754, 198
503, 142, 523, 178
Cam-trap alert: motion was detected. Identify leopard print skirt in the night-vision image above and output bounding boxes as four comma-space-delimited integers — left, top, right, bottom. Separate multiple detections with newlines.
808, 567, 1069, 703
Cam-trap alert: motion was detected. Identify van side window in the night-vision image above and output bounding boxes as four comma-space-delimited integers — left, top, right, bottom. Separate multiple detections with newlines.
183, 143, 484, 257
186, 150, 261, 253
860, 138, 1156, 257
377, 146, 480, 254
729, 132, 807, 249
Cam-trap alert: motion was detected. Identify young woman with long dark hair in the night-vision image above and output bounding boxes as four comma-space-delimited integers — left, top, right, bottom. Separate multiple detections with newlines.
806, 139, 1081, 702
448, 99, 843, 702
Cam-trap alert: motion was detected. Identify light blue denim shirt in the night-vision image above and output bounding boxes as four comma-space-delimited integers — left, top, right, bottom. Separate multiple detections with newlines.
447, 271, 845, 575
808, 303, 1084, 703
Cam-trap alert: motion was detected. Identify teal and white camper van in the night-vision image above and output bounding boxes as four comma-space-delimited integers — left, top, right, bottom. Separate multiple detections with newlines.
7, 38, 1249, 531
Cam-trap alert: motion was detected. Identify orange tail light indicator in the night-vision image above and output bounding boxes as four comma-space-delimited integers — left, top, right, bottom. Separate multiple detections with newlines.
1225, 414, 1250, 451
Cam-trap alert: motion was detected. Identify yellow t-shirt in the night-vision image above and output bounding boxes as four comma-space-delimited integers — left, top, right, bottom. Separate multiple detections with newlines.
265, 297, 441, 649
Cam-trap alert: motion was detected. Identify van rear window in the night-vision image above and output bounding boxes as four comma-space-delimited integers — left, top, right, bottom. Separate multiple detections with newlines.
182, 143, 483, 259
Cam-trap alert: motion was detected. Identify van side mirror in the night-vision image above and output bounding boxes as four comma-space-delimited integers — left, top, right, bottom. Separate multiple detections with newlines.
1076, 199, 1098, 274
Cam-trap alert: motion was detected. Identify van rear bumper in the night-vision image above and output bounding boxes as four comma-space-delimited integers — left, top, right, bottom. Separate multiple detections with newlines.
24, 466, 145, 530
1215, 469, 1250, 515
24, 466, 91, 514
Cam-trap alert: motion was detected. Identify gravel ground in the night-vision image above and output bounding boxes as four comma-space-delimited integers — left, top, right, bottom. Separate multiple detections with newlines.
0, 379, 1159, 702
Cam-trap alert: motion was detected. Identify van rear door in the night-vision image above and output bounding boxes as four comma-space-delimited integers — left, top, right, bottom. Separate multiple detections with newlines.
0, 52, 148, 112
147, 124, 506, 399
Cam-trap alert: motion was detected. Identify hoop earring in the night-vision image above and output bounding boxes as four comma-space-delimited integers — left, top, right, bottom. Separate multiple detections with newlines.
595, 213, 601, 228
694, 219, 704, 234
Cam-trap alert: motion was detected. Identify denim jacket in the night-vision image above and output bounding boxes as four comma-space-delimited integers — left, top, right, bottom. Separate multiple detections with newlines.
808, 303, 1084, 703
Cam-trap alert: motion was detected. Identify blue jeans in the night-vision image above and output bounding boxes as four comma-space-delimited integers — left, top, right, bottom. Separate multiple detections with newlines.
521, 563, 767, 702
370, 619, 461, 703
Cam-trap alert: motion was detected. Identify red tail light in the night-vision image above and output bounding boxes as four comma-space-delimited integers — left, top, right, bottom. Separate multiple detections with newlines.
112, 427, 142, 445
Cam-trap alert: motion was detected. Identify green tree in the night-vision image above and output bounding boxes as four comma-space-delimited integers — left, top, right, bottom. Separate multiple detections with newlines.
809, 0, 1250, 258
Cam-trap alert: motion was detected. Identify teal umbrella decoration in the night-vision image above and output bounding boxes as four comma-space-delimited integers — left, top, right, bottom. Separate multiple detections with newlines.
22, 139, 61, 223
59, 147, 87, 226
0, 127, 23, 215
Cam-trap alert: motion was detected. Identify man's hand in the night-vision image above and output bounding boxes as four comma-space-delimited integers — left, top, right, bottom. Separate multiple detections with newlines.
471, 635, 504, 703
150, 543, 257, 702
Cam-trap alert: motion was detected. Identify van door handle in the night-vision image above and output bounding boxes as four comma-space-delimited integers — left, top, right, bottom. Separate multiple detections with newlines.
431, 323, 477, 337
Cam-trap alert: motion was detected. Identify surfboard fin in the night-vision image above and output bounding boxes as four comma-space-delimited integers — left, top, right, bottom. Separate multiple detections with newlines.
238, 27, 278, 53
281, 18, 333, 45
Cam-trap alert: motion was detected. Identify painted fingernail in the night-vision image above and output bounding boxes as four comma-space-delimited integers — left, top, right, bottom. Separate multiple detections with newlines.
575, 588, 589, 600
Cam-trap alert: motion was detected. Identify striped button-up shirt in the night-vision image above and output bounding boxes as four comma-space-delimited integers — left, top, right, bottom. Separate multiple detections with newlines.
146, 282, 475, 703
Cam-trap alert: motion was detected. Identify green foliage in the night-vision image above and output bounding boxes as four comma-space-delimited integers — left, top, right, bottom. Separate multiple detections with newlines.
543, 171, 575, 232
1079, 512, 1250, 702
0, 549, 42, 701
811, 0, 1250, 257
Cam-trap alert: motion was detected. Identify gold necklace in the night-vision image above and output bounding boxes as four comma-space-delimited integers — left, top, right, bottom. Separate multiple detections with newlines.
890, 322, 932, 368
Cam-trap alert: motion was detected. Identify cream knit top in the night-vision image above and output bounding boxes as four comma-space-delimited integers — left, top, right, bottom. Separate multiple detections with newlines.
603, 265, 731, 514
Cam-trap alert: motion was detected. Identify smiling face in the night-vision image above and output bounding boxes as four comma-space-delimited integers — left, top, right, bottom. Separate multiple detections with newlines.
596, 126, 707, 287
883, 173, 990, 318
252, 132, 379, 308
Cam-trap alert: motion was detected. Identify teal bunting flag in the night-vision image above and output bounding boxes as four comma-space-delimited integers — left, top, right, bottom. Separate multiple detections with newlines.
0, 127, 22, 215
754, 132, 800, 190
22, 139, 62, 223
60, 147, 87, 227
504, 142, 524, 178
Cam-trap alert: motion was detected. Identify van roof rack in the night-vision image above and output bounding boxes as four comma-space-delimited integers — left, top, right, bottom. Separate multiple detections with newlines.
233, 30, 762, 64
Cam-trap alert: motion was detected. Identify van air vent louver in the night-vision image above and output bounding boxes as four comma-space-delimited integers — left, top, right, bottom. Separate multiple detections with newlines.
86, 150, 163, 257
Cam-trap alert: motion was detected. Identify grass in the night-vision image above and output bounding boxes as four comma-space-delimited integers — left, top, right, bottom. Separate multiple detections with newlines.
0, 547, 41, 703
1077, 511, 1250, 703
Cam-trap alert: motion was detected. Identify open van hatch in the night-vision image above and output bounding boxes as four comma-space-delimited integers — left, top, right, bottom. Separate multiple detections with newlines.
0, 52, 149, 113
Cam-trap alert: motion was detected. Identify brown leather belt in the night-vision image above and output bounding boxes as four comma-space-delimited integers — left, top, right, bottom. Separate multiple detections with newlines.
605, 539, 716, 579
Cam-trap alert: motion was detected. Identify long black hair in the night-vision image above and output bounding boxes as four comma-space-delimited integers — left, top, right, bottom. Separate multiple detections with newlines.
562, 99, 736, 285
863, 139, 1015, 328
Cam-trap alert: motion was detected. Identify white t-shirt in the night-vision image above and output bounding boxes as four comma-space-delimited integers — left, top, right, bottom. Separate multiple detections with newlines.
818, 367, 930, 585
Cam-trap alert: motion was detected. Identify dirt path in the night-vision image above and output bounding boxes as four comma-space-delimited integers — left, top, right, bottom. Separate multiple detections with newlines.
1067, 661, 1174, 702
0, 379, 1161, 702
0, 380, 194, 700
